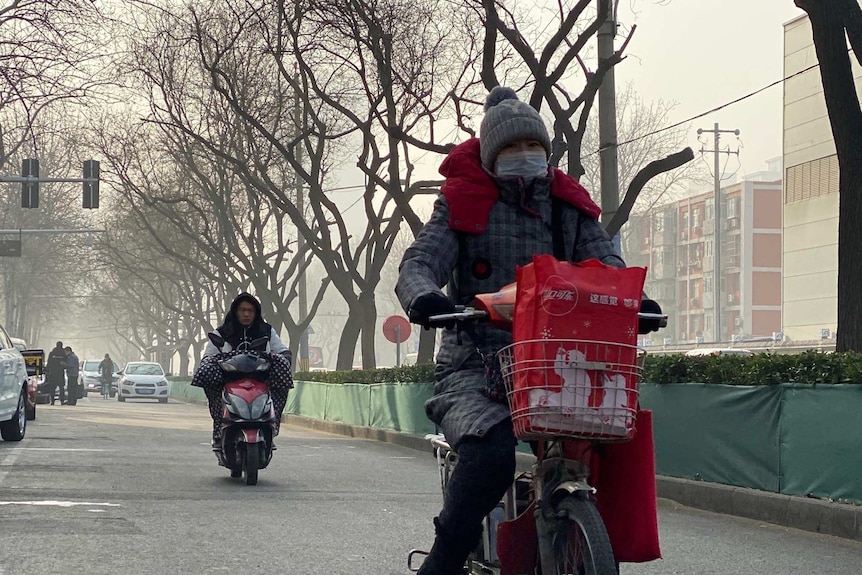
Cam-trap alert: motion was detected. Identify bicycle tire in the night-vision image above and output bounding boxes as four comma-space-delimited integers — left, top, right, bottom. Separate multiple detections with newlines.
549, 495, 617, 575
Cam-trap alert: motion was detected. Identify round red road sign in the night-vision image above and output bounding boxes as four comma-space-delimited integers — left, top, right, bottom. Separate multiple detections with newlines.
383, 315, 411, 343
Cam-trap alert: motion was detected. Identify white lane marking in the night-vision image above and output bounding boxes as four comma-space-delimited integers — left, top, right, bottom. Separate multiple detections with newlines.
11, 448, 108, 452
0, 500, 121, 507
0, 449, 22, 487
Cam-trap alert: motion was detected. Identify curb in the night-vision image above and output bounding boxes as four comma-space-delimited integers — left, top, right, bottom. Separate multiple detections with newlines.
284, 414, 862, 543
657, 475, 862, 542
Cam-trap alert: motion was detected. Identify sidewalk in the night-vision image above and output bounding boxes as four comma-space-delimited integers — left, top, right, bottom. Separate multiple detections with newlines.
285, 414, 862, 543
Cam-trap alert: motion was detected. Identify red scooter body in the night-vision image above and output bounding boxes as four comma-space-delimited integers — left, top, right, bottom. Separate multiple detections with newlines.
217, 376, 277, 485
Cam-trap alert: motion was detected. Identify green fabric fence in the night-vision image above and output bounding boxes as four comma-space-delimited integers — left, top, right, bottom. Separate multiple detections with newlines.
639, 382, 862, 503
170, 378, 862, 503
286, 380, 436, 435
639, 383, 782, 492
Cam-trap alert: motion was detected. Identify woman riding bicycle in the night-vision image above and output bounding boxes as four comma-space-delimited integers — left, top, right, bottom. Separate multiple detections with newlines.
98, 353, 114, 399
396, 86, 662, 575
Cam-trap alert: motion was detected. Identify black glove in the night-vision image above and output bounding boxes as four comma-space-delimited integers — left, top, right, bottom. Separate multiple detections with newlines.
638, 298, 664, 334
408, 292, 456, 329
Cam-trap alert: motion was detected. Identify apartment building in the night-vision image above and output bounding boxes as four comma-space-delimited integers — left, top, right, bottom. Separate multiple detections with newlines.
782, 14, 860, 342
623, 173, 782, 345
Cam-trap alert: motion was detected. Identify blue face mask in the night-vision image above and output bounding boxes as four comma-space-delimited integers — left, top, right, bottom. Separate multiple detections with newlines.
494, 150, 549, 182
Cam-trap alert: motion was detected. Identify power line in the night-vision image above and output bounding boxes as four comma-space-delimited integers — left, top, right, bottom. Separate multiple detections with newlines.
587, 59, 823, 156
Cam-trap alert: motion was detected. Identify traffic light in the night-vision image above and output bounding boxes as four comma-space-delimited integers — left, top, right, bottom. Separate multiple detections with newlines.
21, 158, 39, 208
83, 159, 99, 209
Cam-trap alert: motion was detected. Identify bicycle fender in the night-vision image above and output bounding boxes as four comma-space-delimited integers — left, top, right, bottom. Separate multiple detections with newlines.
551, 479, 596, 501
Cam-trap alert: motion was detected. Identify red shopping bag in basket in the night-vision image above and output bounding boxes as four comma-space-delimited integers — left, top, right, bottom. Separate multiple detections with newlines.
510, 255, 646, 439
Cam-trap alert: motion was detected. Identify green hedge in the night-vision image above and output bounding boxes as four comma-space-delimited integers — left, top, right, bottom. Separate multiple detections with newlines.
643, 351, 862, 385
296, 351, 862, 385
294, 363, 435, 384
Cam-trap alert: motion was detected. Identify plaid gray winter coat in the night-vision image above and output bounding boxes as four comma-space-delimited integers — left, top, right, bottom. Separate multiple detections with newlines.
395, 139, 624, 449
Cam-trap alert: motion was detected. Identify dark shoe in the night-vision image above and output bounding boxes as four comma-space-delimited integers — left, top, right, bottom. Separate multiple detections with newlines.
416, 517, 479, 575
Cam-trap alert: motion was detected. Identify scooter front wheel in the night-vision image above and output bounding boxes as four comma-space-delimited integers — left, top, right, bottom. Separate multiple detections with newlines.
244, 442, 259, 485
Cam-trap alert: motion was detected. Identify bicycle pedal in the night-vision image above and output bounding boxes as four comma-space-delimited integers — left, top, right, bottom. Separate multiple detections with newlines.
406, 549, 428, 572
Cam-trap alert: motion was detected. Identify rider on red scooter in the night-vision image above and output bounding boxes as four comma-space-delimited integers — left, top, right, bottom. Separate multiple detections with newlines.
396, 86, 663, 575
192, 292, 293, 449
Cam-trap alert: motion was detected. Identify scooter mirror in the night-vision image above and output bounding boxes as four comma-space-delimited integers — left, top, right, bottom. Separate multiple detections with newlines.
208, 332, 226, 349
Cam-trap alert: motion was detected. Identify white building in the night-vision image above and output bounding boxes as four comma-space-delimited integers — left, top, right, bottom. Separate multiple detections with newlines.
781, 14, 861, 342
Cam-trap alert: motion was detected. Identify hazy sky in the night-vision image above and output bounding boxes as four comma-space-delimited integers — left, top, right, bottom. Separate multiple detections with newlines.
616, 1, 804, 176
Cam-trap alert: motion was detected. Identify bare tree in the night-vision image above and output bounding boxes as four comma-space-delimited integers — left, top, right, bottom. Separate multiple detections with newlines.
284, 0, 478, 366
91, 113, 330, 365
108, 0, 477, 368
0, 110, 94, 341
793, 0, 862, 352
0, 0, 107, 170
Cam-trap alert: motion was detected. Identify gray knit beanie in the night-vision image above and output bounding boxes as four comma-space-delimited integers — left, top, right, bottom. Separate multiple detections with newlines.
479, 86, 552, 169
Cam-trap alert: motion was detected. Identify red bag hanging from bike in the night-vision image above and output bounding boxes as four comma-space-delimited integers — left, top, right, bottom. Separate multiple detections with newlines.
508, 255, 647, 440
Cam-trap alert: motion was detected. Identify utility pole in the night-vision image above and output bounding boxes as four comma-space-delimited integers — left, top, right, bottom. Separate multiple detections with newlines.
293, 73, 309, 372
598, 0, 620, 252
697, 123, 739, 343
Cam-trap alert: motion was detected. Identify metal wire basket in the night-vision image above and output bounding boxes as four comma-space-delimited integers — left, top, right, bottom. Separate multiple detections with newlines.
497, 339, 645, 442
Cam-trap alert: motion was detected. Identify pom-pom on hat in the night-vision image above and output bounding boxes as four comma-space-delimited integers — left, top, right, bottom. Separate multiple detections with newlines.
479, 86, 552, 169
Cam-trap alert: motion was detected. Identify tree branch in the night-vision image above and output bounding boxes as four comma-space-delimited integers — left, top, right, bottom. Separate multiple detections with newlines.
605, 147, 694, 237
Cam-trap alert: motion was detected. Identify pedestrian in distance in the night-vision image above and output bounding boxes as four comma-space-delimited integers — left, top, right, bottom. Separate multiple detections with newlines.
45, 341, 68, 405
99, 353, 114, 399
64, 346, 80, 406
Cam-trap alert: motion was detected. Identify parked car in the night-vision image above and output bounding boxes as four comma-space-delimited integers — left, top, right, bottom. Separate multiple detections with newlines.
117, 362, 169, 403
0, 325, 30, 441
10, 337, 27, 352
78, 359, 121, 397
26, 377, 39, 419
9, 337, 39, 419
685, 348, 754, 357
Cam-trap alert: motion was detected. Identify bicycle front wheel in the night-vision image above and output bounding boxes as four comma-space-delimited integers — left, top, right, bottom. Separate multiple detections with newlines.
549, 495, 617, 575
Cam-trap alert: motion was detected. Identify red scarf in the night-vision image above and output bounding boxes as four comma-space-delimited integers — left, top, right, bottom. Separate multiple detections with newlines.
439, 138, 601, 234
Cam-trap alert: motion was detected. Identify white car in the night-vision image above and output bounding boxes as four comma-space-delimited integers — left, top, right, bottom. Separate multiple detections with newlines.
117, 362, 169, 403
0, 326, 30, 441
685, 348, 753, 357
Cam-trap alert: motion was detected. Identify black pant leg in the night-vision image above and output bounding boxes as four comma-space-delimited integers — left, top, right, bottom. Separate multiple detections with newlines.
438, 420, 518, 541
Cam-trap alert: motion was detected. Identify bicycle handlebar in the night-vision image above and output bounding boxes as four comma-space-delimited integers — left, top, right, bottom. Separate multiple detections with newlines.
426, 309, 668, 329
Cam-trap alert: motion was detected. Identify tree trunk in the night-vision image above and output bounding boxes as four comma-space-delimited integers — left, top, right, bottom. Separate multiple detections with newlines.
359, 292, 377, 370
178, 342, 190, 376
191, 339, 205, 371
336, 313, 362, 370
797, 1, 862, 352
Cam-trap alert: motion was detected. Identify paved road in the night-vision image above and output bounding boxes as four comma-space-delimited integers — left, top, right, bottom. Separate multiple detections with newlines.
0, 398, 859, 575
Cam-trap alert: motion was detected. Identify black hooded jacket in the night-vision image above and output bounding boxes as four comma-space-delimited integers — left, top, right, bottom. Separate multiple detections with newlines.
216, 293, 274, 350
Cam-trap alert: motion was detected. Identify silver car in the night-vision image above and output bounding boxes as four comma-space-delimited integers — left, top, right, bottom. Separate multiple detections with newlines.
117, 362, 169, 403
0, 324, 29, 441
